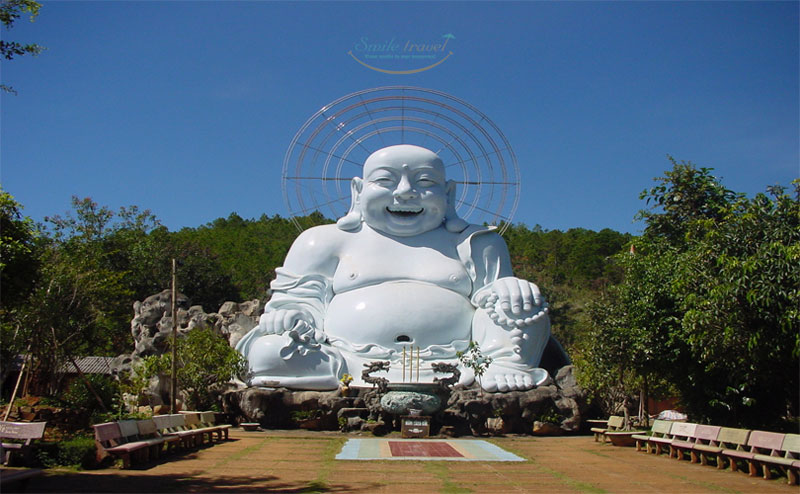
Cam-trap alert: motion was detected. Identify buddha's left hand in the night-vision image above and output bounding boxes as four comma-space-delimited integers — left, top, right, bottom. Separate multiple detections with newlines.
491, 277, 544, 315
475, 277, 548, 329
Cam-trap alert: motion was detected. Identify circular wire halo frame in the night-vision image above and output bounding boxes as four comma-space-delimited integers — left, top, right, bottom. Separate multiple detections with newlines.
282, 86, 520, 234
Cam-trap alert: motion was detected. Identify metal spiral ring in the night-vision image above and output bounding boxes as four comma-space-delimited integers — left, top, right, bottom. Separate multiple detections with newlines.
282, 86, 521, 234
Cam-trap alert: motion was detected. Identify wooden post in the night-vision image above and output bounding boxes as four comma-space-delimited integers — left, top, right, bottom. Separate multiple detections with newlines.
3, 353, 28, 421
170, 258, 178, 414
416, 346, 420, 382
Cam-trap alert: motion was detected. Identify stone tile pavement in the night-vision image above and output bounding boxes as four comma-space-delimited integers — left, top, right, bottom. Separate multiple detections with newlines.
4, 428, 798, 493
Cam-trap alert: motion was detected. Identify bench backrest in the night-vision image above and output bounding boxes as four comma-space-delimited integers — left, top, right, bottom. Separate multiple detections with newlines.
117, 420, 140, 440
93, 422, 122, 444
169, 414, 187, 430
0, 421, 46, 441
691, 424, 721, 442
650, 420, 673, 436
200, 412, 216, 426
782, 434, 800, 457
137, 419, 158, 437
747, 430, 785, 453
716, 427, 750, 449
183, 412, 202, 428
669, 422, 697, 439
607, 416, 625, 429
152, 415, 171, 431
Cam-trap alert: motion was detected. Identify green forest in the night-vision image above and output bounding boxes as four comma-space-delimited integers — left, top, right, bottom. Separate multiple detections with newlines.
1, 159, 798, 430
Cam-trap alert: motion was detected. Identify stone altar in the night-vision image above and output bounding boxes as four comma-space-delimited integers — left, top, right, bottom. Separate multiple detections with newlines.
236, 144, 559, 393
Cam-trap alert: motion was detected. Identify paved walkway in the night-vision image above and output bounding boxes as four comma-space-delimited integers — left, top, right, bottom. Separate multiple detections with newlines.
4, 429, 798, 493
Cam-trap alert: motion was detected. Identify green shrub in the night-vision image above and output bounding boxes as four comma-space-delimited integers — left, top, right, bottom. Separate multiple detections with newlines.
536, 404, 563, 425
37, 435, 97, 469
290, 410, 321, 421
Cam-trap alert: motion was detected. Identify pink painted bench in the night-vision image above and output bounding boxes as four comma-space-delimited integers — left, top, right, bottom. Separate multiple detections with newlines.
664, 422, 697, 458
747, 432, 800, 485
689, 427, 751, 468
93, 422, 152, 469
671, 424, 721, 463
721, 430, 785, 478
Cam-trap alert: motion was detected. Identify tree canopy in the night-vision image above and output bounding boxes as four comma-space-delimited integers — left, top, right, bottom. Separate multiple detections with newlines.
1, 0, 44, 93
577, 160, 799, 429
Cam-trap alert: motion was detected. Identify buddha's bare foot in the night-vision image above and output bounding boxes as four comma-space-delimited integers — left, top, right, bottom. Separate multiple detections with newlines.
480, 367, 550, 392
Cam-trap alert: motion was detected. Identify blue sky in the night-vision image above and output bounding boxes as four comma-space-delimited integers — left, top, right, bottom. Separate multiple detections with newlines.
2, 1, 797, 235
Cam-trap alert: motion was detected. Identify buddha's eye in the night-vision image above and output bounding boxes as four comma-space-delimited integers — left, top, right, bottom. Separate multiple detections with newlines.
416, 177, 438, 187
371, 176, 396, 187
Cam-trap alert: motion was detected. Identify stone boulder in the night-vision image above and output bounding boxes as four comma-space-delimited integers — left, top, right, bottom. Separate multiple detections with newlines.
217, 299, 263, 349
111, 290, 264, 408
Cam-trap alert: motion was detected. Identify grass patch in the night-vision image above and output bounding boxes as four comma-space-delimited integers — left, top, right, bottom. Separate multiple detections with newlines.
533, 464, 608, 494
424, 462, 474, 494
214, 436, 273, 466
302, 437, 347, 493
580, 448, 618, 459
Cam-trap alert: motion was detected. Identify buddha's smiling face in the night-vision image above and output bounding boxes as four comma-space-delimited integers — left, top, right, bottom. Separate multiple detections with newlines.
358, 145, 449, 237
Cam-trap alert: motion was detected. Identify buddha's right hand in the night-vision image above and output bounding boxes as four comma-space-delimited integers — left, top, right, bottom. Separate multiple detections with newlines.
259, 309, 313, 336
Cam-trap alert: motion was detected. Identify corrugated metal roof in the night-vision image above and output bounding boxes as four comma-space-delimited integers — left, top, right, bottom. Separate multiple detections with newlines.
58, 356, 115, 375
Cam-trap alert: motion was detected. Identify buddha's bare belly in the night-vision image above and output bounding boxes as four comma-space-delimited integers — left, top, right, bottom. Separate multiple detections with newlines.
324, 281, 474, 351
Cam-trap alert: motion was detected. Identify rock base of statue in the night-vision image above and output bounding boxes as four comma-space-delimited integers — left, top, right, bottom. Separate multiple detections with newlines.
223, 365, 587, 435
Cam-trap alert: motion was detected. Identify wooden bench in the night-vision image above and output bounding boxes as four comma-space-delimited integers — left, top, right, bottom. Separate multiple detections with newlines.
766, 433, 800, 485
721, 430, 785, 477
720, 430, 800, 484
0, 421, 46, 466
93, 421, 160, 469
633, 419, 673, 454
152, 414, 203, 449
181, 412, 231, 443
665, 422, 697, 458
200, 412, 231, 441
136, 419, 181, 454
671, 424, 721, 462
591, 416, 625, 443
689, 427, 750, 468
182, 412, 227, 444
119, 419, 167, 462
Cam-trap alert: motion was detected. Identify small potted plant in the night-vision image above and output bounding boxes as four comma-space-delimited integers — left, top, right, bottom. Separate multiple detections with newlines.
457, 341, 492, 396
339, 373, 354, 396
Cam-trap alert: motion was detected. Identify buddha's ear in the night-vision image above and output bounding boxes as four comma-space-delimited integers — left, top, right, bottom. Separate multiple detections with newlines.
337, 177, 364, 231
444, 180, 469, 233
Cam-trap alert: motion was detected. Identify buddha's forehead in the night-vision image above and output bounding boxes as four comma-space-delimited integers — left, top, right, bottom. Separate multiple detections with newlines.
363, 145, 445, 177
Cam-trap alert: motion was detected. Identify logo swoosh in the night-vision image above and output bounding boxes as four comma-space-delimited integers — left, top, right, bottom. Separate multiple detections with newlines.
348, 51, 454, 75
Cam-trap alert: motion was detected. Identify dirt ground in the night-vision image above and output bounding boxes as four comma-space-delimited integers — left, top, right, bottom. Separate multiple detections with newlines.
3, 428, 797, 493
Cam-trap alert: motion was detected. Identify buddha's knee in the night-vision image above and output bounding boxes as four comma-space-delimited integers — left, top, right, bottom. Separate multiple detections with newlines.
472, 309, 551, 366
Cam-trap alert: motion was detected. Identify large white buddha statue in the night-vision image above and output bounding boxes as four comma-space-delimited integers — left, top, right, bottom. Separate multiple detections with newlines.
236, 144, 552, 392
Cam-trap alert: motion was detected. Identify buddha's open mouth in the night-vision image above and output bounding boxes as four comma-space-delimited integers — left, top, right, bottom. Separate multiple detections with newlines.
386, 206, 423, 217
